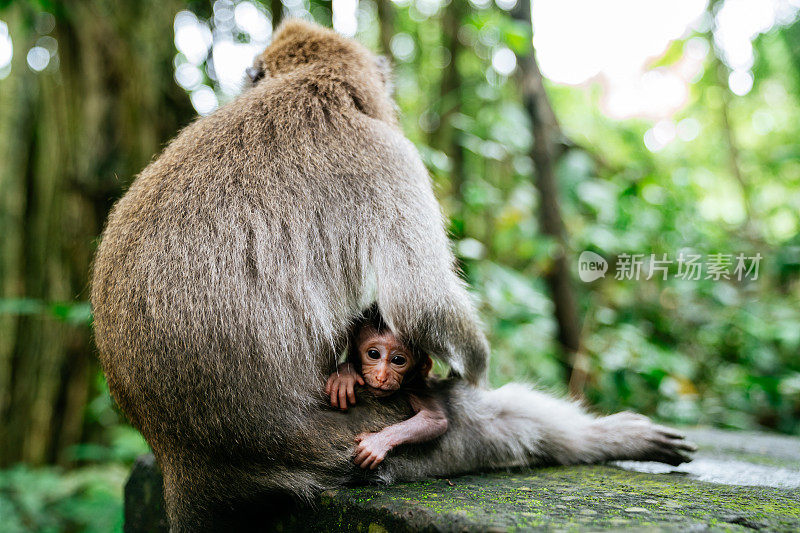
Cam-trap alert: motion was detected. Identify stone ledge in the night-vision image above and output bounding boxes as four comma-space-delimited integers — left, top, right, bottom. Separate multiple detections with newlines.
125, 428, 800, 532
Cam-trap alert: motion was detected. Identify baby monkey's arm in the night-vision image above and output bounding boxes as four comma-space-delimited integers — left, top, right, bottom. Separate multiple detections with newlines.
397, 394, 449, 444
354, 393, 448, 469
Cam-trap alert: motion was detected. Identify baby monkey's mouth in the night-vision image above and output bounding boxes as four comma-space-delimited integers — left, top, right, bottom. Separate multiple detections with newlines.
364, 381, 400, 396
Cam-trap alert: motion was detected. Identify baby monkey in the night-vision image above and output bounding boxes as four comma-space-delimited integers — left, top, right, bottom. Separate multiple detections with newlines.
325, 320, 448, 470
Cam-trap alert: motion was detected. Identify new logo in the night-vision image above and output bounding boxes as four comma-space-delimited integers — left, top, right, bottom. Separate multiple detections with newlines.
578, 251, 608, 282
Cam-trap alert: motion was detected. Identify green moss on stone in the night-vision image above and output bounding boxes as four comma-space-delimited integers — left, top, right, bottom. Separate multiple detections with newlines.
271, 429, 800, 532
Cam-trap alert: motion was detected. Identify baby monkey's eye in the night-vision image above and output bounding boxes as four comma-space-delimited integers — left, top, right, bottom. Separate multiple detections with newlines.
367, 349, 380, 359
391, 355, 407, 366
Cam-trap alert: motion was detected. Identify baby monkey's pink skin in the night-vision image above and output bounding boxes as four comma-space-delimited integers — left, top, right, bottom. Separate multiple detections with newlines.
324, 325, 448, 469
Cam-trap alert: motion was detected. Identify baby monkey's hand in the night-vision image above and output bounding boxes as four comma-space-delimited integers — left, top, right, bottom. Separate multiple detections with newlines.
353, 431, 394, 469
325, 362, 364, 410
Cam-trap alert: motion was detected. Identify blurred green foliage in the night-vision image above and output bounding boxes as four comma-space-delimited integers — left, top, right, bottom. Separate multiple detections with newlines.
0, 465, 127, 532
383, 8, 800, 434
0, 376, 148, 531
0, 299, 92, 325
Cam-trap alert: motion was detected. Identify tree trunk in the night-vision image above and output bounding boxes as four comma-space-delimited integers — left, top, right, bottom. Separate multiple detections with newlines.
271, 0, 284, 27
707, 0, 753, 233
512, 0, 583, 386
0, 0, 194, 466
376, 0, 395, 58
433, 0, 466, 223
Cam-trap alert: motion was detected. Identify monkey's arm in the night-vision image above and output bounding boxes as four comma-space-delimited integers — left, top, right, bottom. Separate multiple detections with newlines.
372, 206, 490, 385
360, 127, 491, 386
353, 394, 448, 469
404, 393, 449, 440
388, 393, 449, 446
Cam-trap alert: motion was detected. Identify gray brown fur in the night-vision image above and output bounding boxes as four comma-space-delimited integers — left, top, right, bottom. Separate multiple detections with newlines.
91, 20, 693, 531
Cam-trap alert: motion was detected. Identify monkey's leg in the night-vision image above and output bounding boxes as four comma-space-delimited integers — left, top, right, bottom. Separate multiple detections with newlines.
159, 456, 299, 532
375, 382, 695, 484
160, 461, 220, 533
470, 387, 696, 467
580, 410, 697, 465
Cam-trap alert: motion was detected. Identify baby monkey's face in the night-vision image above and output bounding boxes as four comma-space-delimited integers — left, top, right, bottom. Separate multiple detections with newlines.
356, 326, 414, 394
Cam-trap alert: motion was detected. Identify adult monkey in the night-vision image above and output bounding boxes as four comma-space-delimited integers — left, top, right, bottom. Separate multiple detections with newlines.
91, 20, 693, 531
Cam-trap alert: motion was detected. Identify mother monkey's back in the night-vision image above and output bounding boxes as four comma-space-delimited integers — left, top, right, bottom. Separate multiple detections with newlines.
91, 19, 489, 529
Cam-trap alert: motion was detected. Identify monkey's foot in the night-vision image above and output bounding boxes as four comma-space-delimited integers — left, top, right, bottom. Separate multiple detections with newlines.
594, 411, 697, 466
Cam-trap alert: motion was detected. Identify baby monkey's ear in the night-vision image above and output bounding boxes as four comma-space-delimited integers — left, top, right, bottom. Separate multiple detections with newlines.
419, 355, 433, 378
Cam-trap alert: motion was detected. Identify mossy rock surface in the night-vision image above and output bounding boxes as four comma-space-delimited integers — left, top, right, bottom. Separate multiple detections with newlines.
126, 428, 800, 532
275, 428, 800, 532
288, 465, 798, 532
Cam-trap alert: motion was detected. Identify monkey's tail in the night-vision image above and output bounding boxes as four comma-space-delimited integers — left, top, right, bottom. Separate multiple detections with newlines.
377, 381, 695, 483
